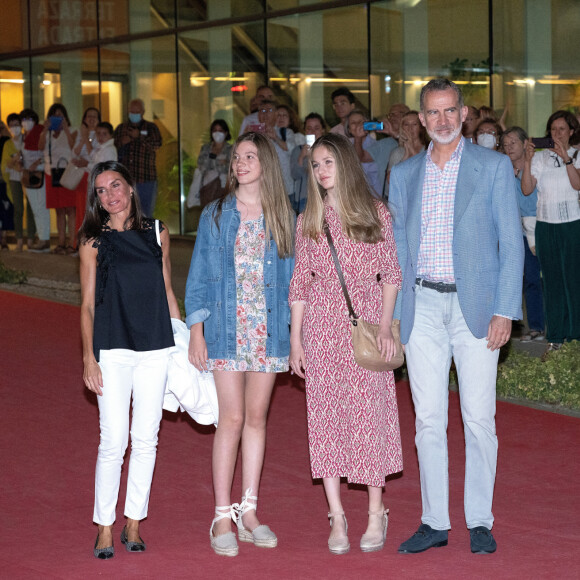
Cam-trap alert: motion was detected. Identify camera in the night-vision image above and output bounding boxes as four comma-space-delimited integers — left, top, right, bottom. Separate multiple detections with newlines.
49, 116, 63, 131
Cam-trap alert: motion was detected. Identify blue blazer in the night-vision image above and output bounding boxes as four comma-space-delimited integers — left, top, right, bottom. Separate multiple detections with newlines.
389, 139, 524, 343
185, 195, 295, 359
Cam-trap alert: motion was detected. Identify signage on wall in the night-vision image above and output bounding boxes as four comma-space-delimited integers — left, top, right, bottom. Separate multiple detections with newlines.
33, 1, 124, 46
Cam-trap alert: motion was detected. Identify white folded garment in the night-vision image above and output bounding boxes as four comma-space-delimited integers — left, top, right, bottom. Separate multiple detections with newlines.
163, 318, 219, 426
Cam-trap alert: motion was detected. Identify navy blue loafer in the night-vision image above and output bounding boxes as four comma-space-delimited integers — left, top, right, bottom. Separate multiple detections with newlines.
398, 524, 448, 554
469, 526, 496, 554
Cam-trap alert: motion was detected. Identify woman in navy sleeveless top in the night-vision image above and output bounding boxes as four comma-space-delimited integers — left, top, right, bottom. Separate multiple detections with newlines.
79, 161, 180, 559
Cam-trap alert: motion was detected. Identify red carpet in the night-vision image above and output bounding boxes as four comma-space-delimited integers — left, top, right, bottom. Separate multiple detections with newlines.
1, 290, 579, 579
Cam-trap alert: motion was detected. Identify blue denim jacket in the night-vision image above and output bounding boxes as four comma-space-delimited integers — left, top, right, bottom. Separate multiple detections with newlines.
185, 195, 295, 359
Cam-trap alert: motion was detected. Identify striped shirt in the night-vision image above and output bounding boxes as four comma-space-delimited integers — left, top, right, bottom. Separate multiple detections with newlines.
416, 137, 465, 283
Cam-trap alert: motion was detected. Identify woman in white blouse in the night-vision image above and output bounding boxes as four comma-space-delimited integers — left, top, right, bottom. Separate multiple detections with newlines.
521, 111, 580, 358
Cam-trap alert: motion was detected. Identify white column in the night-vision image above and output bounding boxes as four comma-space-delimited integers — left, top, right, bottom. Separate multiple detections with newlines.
297, 12, 325, 118
402, 2, 429, 109
525, 0, 552, 137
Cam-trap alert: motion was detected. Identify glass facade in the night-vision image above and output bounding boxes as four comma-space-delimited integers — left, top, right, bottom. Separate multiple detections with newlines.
1, 0, 579, 234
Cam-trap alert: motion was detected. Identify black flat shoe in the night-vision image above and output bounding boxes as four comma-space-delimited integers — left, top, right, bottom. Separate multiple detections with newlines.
469, 526, 497, 554
93, 534, 114, 559
121, 525, 146, 552
398, 523, 448, 554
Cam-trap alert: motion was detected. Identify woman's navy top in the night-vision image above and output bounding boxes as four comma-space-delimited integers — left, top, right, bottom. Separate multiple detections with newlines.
92, 218, 174, 361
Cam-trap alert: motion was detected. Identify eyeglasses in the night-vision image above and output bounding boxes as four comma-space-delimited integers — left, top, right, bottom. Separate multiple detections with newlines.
479, 130, 496, 135
260, 108, 275, 113
388, 112, 404, 119
550, 153, 561, 168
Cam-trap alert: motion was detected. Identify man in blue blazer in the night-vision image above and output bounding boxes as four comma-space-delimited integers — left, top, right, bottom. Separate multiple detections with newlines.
389, 79, 524, 555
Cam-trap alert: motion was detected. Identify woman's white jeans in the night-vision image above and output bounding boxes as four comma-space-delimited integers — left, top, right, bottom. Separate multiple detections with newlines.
94, 347, 171, 525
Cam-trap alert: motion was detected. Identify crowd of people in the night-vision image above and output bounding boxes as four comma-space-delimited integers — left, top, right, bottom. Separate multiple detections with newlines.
3, 78, 576, 561
188, 83, 579, 360
0, 98, 160, 255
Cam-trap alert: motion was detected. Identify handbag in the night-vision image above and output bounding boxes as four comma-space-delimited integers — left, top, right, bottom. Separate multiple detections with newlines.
50, 158, 68, 187
323, 221, 404, 372
22, 169, 44, 189
60, 160, 85, 190
48, 132, 67, 187
186, 167, 203, 208
199, 169, 225, 207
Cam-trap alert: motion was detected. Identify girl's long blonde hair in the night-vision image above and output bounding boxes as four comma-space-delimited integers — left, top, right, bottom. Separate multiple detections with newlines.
302, 133, 383, 243
217, 131, 294, 258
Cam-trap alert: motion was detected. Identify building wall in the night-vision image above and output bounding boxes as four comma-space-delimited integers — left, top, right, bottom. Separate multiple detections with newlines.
1, 0, 579, 234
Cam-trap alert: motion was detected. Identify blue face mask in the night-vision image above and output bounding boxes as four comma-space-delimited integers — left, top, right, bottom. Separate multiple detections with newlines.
128, 113, 142, 124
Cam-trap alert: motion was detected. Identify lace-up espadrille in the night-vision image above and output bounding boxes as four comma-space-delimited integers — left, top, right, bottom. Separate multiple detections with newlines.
210, 504, 239, 557
236, 488, 278, 548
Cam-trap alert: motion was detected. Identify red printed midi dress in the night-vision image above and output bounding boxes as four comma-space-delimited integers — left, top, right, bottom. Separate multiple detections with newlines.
289, 202, 403, 487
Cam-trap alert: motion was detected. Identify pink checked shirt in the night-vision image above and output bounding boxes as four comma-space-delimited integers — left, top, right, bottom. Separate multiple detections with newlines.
416, 137, 465, 283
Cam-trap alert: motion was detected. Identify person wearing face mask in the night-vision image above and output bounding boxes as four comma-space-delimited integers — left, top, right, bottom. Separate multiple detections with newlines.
193, 119, 233, 207
499, 127, 544, 343
113, 99, 162, 217
4, 114, 36, 251
19, 108, 51, 252
474, 120, 502, 151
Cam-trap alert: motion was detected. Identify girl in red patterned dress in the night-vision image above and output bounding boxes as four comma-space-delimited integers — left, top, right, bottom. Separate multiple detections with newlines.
289, 133, 403, 554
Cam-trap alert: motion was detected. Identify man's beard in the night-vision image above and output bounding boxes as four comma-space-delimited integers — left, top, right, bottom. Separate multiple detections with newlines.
428, 123, 462, 145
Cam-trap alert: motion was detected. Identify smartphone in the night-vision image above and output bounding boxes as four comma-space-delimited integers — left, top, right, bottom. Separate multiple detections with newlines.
49, 116, 63, 131
531, 137, 554, 149
248, 123, 266, 134
363, 121, 383, 131
306, 134, 316, 146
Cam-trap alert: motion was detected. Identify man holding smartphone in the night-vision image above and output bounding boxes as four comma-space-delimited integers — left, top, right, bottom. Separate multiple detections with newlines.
114, 98, 162, 217
369, 103, 410, 199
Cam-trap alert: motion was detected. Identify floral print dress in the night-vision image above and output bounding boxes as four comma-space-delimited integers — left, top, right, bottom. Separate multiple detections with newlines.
208, 216, 289, 373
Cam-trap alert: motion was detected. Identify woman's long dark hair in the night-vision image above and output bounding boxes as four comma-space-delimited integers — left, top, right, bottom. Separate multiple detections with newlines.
78, 161, 145, 244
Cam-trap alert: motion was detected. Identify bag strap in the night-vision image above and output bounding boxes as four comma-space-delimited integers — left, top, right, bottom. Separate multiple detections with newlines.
323, 221, 358, 321
155, 219, 161, 246
381, 163, 389, 199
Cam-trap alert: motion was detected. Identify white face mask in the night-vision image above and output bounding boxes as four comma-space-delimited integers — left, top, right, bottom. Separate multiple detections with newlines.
9, 126, 21, 138
477, 133, 497, 149
212, 131, 226, 144
22, 119, 35, 132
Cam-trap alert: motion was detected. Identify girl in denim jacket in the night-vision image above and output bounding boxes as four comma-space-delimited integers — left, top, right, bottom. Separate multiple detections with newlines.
185, 132, 295, 556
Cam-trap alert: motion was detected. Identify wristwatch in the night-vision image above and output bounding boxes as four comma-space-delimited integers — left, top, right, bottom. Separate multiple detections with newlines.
564, 158, 574, 165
